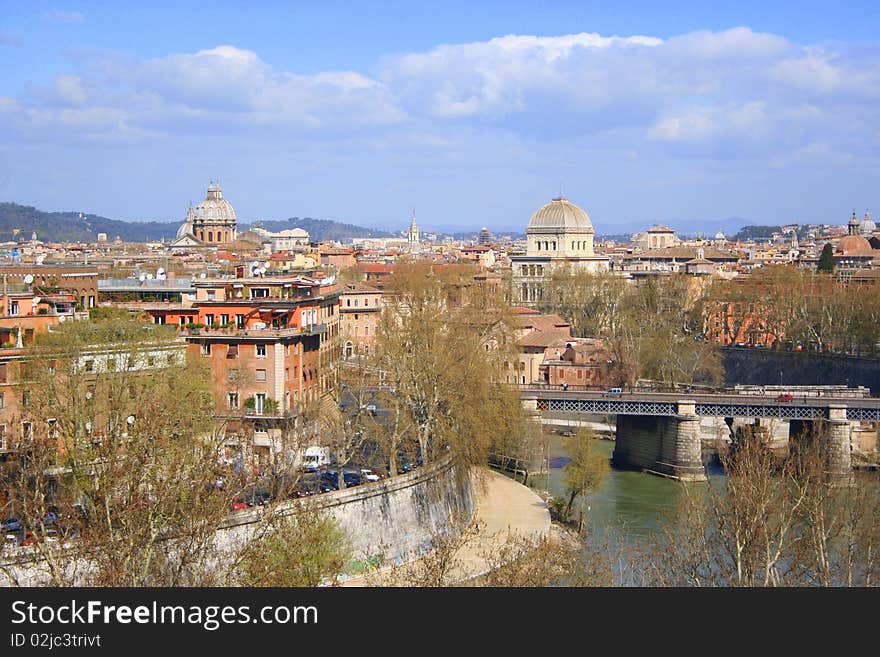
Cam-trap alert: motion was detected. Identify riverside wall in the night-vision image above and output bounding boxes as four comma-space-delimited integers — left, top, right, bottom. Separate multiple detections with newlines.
723, 348, 880, 396
1, 456, 474, 586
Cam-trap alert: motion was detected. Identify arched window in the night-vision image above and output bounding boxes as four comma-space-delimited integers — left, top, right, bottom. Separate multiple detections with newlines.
552, 241, 556, 250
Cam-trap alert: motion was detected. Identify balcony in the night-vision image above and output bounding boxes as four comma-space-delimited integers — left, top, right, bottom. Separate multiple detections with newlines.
185, 323, 327, 339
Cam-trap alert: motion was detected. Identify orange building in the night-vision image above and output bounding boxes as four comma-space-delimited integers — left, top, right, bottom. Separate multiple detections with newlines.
129, 274, 341, 469
339, 283, 383, 357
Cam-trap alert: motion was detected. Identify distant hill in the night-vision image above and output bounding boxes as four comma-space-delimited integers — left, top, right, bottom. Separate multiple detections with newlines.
732, 225, 782, 241
245, 217, 394, 241
0, 202, 180, 242
0, 202, 392, 243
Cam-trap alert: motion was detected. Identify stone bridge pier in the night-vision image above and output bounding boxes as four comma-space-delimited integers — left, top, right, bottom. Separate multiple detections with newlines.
612, 400, 706, 481
823, 405, 852, 479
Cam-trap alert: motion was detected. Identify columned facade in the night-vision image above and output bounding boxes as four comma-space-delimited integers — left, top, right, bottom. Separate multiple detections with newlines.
511, 197, 609, 306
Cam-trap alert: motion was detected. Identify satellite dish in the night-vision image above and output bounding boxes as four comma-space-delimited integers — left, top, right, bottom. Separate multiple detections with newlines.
156, 267, 165, 276
258, 267, 266, 275
139, 274, 146, 282
199, 273, 207, 279
32, 297, 41, 305
58, 315, 66, 323
23, 274, 34, 284
251, 261, 259, 270
146, 273, 153, 279
263, 261, 270, 269
35, 255, 45, 265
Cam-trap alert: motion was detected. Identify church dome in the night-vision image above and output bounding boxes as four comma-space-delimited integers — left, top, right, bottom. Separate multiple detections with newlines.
861, 211, 876, 235
192, 182, 236, 225
836, 234, 873, 255
527, 197, 594, 233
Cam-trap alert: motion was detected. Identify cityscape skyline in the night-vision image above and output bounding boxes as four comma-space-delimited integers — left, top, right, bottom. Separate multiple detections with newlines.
1, 1, 878, 232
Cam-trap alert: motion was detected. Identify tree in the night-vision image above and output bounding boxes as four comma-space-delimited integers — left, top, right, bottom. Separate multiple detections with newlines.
373, 263, 524, 471
229, 505, 350, 586
1, 317, 233, 586
0, 316, 354, 587
639, 429, 880, 586
817, 242, 835, 272
561, 428, 610, 532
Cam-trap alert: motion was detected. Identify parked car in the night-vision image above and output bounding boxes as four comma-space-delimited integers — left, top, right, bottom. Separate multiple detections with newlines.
343, 471, 362, 487
360, 469, 380, 482
1, 517, 22, 533
602, 387, 623, 397
320, 470, 340, 491
776, 393, 793, 403
246, 488, 272, 507
230, 498, 248, 511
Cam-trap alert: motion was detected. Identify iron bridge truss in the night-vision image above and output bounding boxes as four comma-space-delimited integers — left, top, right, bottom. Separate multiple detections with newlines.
537, 398, 880, 421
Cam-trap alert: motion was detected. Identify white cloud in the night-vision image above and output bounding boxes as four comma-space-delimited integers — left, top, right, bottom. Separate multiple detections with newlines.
3, 28, 880, 173
45, 10, 85, 25
53, 75, 88, 106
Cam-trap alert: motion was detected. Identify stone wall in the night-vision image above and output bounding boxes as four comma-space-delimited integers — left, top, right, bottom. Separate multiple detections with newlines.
723, 348, 880, 396
220, 456, 474, 564
2, 457, 474, 586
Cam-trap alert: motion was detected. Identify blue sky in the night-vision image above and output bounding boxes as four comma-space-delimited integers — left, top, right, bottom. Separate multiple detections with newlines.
1, 1, 879, 233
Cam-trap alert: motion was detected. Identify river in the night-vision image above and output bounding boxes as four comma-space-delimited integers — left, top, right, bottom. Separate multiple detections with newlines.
527, 432, 724, 538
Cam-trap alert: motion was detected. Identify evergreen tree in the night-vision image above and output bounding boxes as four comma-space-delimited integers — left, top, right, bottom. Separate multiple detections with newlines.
817, 242, 835, 272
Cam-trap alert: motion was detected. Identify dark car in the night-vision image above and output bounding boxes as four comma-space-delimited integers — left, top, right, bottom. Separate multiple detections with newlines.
2, 517, 22, 533
320, 471, 339, 491
246, 488, 271, 507
342, 471, 362, 487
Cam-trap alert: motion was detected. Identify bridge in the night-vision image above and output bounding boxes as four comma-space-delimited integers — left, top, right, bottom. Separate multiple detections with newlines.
520, 386, 880, 482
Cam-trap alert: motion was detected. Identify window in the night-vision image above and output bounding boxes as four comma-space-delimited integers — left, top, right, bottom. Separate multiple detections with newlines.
256, 344, 266, 358
127, 356, 135, 369
147, 356, 155, 367
47, 418, 58, 440
256, 369, 267, 382
84, 359, 94, 372
364, 326, 369, 336
285, 368, 289, 381
227, 392, 239, 410
251, 288, 269, 298
206, 290, 216, 301
227, 344, 239, 359
205, 314, 215, 326
154, 315, 166, 325
354, 313, 359, 320
9, 302, 19, 316
220, 314, 229, 326
236, 314, 246, 329
0, 363, 6, 383
0, 425, 6, 451
201, 343, 212, 356
21, 421, 32, 441
0, 393, 3, 409
254, 393, 266, 414
179, 316, 187, 327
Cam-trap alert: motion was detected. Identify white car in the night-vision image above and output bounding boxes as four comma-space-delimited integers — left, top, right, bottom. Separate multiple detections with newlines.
360, 469, 380, 482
